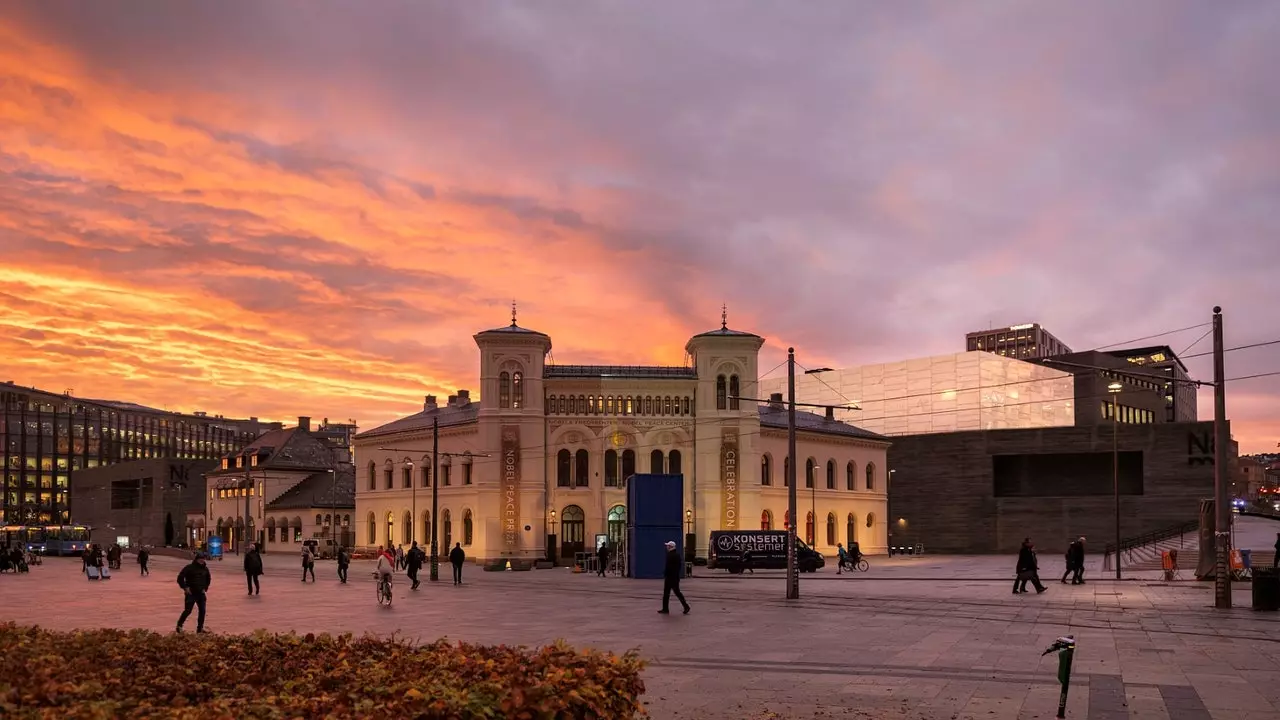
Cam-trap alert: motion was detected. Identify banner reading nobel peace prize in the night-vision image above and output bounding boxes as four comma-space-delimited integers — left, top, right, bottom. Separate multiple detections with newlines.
501, 426, 521, 552
720, 428, 738, 530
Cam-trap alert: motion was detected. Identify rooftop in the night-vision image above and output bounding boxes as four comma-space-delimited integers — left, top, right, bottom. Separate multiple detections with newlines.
757, 404, 890, 442
545, 365, 698, 379
267, 469, 356, 511
356, 402, 480, 439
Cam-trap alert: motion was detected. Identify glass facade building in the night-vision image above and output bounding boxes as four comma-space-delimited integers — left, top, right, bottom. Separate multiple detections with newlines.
966, 323, 1072, 360
1, 382, 278, 524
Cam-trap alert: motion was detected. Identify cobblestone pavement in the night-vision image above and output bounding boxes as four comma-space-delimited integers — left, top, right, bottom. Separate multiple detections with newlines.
3, 548, 1279, 719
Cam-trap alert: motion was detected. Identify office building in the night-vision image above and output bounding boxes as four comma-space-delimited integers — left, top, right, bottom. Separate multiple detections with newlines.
70, 458, 216, 549
1033, 347, 1197, 426
1, 382, 279, 525
966, 323, 1072, 360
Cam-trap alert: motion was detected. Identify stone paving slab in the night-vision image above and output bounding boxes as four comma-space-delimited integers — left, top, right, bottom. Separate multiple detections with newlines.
2, 553, 1279, 719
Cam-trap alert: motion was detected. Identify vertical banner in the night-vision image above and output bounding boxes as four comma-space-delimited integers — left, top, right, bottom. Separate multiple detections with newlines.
501, 425, 521, 552
720, 428, 739, 530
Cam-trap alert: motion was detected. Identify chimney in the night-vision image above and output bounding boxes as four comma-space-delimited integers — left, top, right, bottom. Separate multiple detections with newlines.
425, 395, 438, 411
447, 395, 458, 406
768, 392, 784, 410
457, 389, 471, 405
825, 406, 835, 421
298, 416, 311, 431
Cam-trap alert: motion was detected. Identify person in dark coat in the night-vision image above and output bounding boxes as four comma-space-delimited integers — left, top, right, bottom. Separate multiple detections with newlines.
1061, 539, 1079, 584
1069, 537, 1086, 585
336, 546, 350, 584
1014, 538, 1046, 594
659, 540, 690, 614
1273, 533, 1279, 569
244, 543, 263, 595
406, 541, 424, 589
597, 541, 610, 577
138, 547, 150, 576
449, 542, 465, 585
176, 552, 212, 633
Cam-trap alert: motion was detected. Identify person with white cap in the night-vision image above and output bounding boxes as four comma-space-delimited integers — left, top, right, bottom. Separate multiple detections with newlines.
659, 540, 690, 615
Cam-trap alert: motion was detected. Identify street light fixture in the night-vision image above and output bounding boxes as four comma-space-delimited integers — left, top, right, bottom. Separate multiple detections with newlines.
1108, 380, 1123, 580
803, 367, 832, 551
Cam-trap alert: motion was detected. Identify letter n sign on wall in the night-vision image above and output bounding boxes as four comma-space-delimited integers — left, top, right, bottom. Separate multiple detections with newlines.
720, 429, 738, 530
1187, 431, 1214, 466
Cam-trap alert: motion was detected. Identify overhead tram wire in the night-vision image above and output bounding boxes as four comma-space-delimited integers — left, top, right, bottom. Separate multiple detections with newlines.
1091, 322, 1212, 351
1178, 327, 1215, 357
1183, 338, 1280, 360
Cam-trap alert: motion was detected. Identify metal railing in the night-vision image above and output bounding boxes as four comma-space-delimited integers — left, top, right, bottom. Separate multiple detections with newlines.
1102, 520, 1198, 569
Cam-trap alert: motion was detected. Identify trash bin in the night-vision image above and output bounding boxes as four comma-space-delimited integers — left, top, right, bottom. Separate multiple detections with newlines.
1253, 567, 1280, 612
1241, 548, 1253, 570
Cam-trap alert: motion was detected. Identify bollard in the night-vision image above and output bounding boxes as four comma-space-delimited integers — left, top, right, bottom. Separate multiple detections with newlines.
1041, 635, 1076, 718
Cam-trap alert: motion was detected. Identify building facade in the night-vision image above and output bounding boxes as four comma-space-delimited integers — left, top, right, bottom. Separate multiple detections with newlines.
965, 323, 1072, 360
1034, 349, 1189, 427
69, 459, 216, 549
886, 421, 1224, 554
204, 417, 355, 554
354, 316, 891, 564
760, 351, 1077, 437
1102, 346, 1197, 423
1, 382, 278, 525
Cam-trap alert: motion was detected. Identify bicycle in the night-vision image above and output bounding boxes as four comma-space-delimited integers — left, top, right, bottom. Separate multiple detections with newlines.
373, 573, 393, 606
839, 557, 869, 573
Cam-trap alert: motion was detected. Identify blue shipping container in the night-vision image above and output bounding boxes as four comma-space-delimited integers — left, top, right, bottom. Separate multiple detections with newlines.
627, 473, 684, 529
628, 526, 683, 579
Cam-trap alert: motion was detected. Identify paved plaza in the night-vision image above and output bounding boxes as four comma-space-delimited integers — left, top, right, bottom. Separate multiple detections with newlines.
3, 522, 1280, 719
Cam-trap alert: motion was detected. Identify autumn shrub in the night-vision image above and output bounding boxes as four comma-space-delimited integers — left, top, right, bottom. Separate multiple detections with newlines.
0, 623, 646, 719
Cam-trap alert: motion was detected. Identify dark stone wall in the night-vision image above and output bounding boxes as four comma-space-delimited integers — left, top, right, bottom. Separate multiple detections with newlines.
886, 421, 1222, 554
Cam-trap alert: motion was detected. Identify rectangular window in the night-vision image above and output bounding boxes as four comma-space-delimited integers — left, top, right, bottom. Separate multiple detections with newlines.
443, 465, 451, 486
464, 464, 472, 485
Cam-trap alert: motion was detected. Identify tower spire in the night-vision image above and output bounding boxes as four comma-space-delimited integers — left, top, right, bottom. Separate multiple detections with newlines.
511, 300, 518, 327
721, 303, 728, 330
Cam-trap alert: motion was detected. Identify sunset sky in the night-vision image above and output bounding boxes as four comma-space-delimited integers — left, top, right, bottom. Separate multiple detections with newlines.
1, 2, 1277, 452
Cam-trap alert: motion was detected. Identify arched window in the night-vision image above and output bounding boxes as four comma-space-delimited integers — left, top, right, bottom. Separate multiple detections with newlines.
422, 511, 431, 547
367, 462, 376, 491
512, 371, 523, 409
441, 456, 452, 486
644, 396, 653, 415
650, 449, 664, 473
729, 375, 740, 410
561, 505, 585, 544
267, 517, 277, 543
866, 463, 876, 491
343, 514, 350, 528
499, 371, 511, 408
826, 460, 836, 490
621, 449, 636, 482
826, 512, 836, 546
463, 510, 474, 546
846, 461, 855, 491
402, 463, 412, 489
577, 395, 586, 414
575, 449, 589, 487
663, 396, 672, 415
608, 396, 616, 414
605, 449, 619, 487
866, 513, 876, 529
556, 449, 571, 487
805, 511, 815, 545
367, 512, 376, 545
607, 505, 626, 544
761, 454, 772, 486
315, 513, 323, 527
716, 375, 727, 410
384, 460, 393, 490
402, 511, 412, 544
277, 519, 288, 544
846, 513, 857, 546
385, 511, 395, 546
557, 395, 566, 414
443, 510, 452, 548
761, 509, 773, 530
463, 454, 473, 485
625, 396, 634, 414
805, 458, 815, 489
682, 396, 691, 415
783, 457, 791, 487
669, 449, 682, 475
422, 457, 432, 487
588, 396, 597, 414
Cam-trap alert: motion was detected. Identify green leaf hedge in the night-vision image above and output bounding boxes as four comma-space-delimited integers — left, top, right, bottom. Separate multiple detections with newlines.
0, 624, 646, 719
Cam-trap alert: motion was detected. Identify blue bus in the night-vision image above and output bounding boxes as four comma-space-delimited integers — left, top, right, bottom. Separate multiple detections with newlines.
1, 525, 48, 554
44, 525, 91, 556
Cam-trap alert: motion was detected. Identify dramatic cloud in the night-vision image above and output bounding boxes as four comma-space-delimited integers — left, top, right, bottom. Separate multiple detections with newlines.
1, 1, 1277, 451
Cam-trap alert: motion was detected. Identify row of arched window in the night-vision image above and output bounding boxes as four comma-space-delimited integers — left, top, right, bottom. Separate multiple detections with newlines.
214, 515, 352, 545
499, 371, 524, 409
555, 448, 681, 487
715, 374, 741, 410
546, 394, 693, 416
367, 457, 471, 491
761, 509, 876, 546
366, 509, 473, 548
759, 455, 878, 491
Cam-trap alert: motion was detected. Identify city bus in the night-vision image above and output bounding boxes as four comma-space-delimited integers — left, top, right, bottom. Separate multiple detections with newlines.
44, 525, 91, 556
0, 525, 48, 554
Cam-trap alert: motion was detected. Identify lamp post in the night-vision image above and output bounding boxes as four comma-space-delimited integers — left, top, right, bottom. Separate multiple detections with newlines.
1108, 380, 1123, 580
787, 348, 799, 600
802, 368, 831, 548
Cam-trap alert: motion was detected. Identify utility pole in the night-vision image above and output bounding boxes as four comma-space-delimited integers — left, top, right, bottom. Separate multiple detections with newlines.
1112, 387, 1120, 580
1213, 306, 1230, 609
786, 347, 799, 600
430, 416, 440, 582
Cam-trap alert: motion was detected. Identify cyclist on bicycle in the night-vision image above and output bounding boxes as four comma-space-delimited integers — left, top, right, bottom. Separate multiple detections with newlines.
836, 543, 848, 574
375, 545, 395, 591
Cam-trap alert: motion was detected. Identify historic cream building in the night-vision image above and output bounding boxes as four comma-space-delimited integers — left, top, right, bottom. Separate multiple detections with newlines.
354, 314, 890, 564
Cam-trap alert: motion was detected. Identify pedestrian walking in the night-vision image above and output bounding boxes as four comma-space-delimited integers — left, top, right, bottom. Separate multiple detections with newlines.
597, 541, 609, 577
176, 552, 211, 634
1061, 539, 1079, 584
396, 545, 406, 572
406, 541, 423, 589
138, 546, 150, 576
1014, 538, 1047, 594
244, 543, 263, 595
300, 545, 315, 582
658, 540, 690, 614
1273, 533, 1279, 569
336, 546, 350, 584
449, 542, 465, 585
1070, 537, 1086, 585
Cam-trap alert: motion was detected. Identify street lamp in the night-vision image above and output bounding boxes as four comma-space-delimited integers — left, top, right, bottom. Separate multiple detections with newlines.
803, 368, 832, 550
405, 459, 416, 545
1108, 380, 1123, 580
